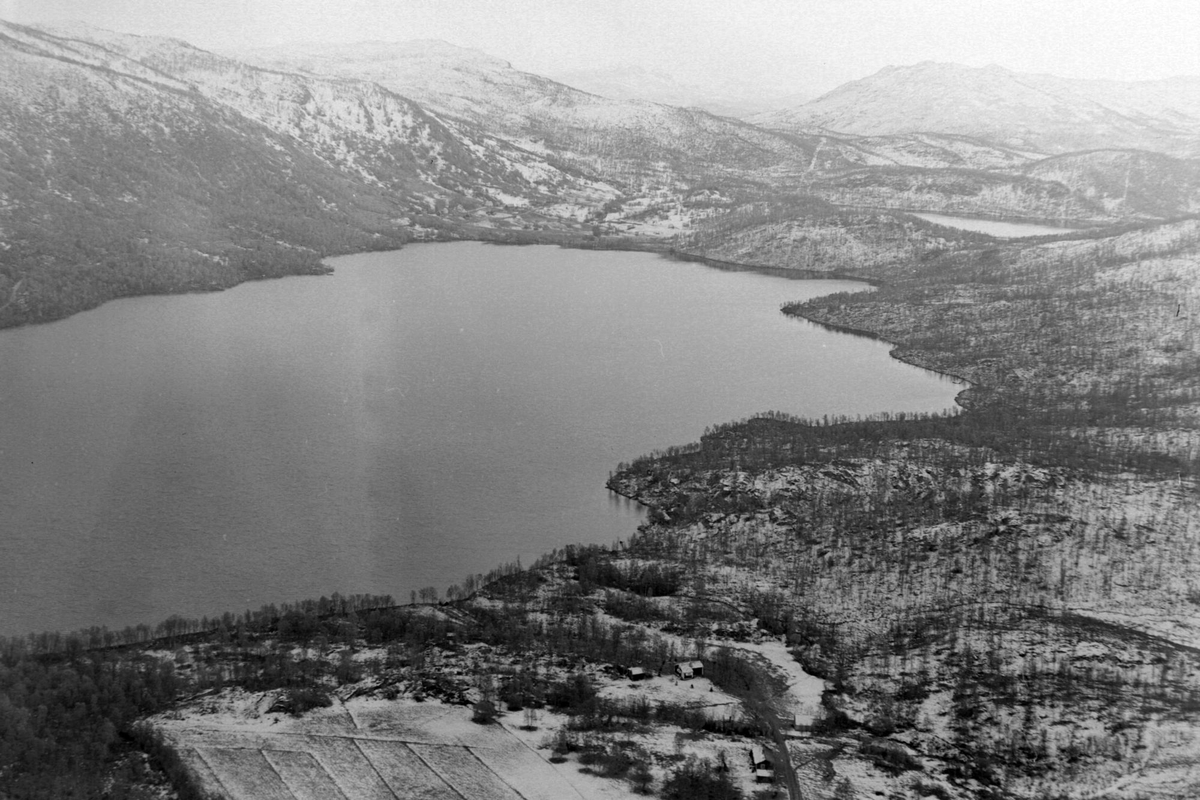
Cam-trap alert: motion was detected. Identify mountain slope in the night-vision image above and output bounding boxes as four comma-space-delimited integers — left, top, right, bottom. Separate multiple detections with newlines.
1020, 149, 1200, 218
754, 61, 1200, 156
0, 21, 633, 327
0, 21, 408, 326
234, 40, 850, 182
35, 24, 614, 209
840, 132, 1034, 170
548, 63, 812, 118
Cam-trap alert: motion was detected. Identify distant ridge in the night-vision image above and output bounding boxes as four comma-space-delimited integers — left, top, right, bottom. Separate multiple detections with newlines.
547, 63, 813, 118
232, 39, 847, 177
753, 61, 1200, 156
4, 19, 1199, 332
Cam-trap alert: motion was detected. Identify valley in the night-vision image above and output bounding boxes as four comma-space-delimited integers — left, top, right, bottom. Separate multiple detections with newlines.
0, 13, 1198, 800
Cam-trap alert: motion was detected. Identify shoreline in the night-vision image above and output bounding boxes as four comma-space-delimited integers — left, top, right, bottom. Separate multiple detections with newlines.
3, 235, 964, 642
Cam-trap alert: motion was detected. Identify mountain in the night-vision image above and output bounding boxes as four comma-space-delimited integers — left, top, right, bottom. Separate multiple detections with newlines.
753, 61, 1200, 156
2, 22, 860, 330
0, 20, 385, 325
30, 24, 611, 209
232, 40, 849, 181
5, 21, 1197, 331
547, 63, 812, 118
0, 21, 620, 327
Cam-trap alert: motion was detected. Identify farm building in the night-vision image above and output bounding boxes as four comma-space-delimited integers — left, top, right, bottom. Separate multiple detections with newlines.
673, 659, 704, 679
627, 666, 649, 681
749, 745, 775, 783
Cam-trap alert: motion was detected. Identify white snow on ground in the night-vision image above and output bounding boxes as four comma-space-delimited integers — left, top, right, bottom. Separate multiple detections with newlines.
589, 605, 827, 729
489, 190, 530, 207
157, 655, 792, 800
725, 639, 828, 727
158, 693, 630, 800
598, 672, 742, 721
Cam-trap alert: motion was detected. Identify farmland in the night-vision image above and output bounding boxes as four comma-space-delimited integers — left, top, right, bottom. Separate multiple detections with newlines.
159, 694, 589, 800
154, 661, 791, 800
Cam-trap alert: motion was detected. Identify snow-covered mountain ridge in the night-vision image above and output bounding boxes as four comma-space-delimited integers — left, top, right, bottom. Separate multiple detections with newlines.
4, 19, 1200, 330
232, 39, 849, 179
754, 61, 1200, 157
547, 62, 813, 118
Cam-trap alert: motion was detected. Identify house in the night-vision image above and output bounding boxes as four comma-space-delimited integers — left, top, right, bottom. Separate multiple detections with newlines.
674, 659, 704, 680
627, 666, 649, 681
749, 745, 775, 783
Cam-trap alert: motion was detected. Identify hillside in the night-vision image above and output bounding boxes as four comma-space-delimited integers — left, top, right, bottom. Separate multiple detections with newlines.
7, 26, 1199, 332
233, 39, 852, 182
28, 23, 616, 209
800, 165, 1111, 222
1020, 149, 1200, 219
547, 63, 813, 118
754, 62, 1200, 157
834, 132, 1034, 171
0, 21, 389, 326
0, 21, 620, 327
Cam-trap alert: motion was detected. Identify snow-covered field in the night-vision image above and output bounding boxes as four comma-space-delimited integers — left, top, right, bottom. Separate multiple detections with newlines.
158, 693, 613, 800
157, 678, 795, 800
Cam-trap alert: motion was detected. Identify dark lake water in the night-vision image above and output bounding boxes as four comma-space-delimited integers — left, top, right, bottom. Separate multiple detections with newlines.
0, 243, 963, 635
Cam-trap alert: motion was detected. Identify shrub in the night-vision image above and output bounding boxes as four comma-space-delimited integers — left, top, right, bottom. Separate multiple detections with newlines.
860, 739, 921, 774
548, 728, 581, 760
546, 672, 598, 714
472, 698, 498, 725
268, 687, 332, 716
897, 677, 931, 702
126, 723, 220, 800
578, 742, 641, 779
811, 705, 855, 735
629, 760, 654, 794
661, 756, 742, 800
914, 779, 952, 799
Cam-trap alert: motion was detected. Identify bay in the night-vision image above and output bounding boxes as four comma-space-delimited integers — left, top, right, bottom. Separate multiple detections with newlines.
0, 243, 962, 635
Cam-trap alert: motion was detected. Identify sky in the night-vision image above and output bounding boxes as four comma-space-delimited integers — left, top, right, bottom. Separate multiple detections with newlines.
4, 0, 1200, 98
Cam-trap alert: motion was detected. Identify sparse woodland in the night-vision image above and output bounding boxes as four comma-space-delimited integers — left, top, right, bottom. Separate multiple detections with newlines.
603, 210, 1200, 796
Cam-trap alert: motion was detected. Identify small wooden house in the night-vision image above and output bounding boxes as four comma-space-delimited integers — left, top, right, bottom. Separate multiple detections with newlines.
674, 659, 704, 680
749, 745, 775, 783
627, 666, 649, 681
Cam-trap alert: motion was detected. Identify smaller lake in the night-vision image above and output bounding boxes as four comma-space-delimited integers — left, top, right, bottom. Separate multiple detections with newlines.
910, 212, 1081, 238
0, 243, 964, 635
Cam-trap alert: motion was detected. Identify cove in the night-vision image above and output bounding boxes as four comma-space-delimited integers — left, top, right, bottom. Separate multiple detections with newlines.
0, 243, 963, 635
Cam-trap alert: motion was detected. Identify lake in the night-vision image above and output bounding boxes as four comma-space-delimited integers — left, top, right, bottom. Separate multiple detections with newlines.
0, 243, 963, 635
910, 212, 1081, 238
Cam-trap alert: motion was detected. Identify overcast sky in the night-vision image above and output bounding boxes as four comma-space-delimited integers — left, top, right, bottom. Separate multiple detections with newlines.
4, 0, 1199, 96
